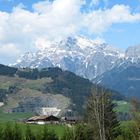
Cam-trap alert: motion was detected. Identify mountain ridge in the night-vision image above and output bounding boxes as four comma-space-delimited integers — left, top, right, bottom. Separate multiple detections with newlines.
12, 36, 124, 80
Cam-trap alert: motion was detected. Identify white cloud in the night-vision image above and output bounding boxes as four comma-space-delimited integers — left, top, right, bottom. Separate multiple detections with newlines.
0, 43, 20, 56
0, 0, 140, 64
84, 4, 140, 34
0, 43, 21, 64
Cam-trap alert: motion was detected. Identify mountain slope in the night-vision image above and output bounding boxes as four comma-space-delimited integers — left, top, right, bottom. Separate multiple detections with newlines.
95, 66, 140, 98
94, 45, 140, 98
0, 65, 93, 115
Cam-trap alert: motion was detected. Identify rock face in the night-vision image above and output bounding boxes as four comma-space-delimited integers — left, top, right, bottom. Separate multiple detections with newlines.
13, 36, 123, 80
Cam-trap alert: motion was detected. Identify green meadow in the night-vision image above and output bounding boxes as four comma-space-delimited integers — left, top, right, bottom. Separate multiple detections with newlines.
0, 108, 66, 139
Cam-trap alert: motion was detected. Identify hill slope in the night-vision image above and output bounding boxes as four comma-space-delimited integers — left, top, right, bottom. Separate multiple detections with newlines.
0, 64, 124, 115
0, 64, 93, 115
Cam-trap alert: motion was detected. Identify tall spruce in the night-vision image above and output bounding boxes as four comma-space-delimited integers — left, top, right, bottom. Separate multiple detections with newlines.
85, 87, 120, 140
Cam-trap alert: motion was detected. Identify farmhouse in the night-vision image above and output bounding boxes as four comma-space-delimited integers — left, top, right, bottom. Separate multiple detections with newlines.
27, 115, 60, 124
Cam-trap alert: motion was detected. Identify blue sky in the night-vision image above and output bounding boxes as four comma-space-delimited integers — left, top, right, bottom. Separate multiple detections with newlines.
0, 0, 140, 64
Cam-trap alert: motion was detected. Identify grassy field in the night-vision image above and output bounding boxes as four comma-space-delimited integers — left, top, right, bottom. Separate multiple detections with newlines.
0, 108, 33, 122
114, 100, 130, 113
0, 109, 66, 139
0, 112, 33, 122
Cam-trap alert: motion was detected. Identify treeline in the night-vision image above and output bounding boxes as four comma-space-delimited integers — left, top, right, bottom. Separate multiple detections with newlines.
0, 64, 62, 79
0, 64, 64, 80
0, 64, 17, 76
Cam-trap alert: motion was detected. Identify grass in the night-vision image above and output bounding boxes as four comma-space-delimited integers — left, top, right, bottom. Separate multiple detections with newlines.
0, 81, 14, 89
23, 78, 53, 90
0, 76, 53, 91
0, 109, 66, 139
0, 108, 66, 138
0, 108, 33, 122
114, 100, 130, 113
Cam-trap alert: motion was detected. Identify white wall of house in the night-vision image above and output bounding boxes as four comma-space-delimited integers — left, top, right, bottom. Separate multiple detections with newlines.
37, 121, 46, 125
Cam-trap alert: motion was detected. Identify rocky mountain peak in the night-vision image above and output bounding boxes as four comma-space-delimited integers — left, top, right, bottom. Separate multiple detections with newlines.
12, 36, 140, 80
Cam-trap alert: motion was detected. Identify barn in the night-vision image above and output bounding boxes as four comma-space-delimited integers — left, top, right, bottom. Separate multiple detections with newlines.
27, 115, 60, 124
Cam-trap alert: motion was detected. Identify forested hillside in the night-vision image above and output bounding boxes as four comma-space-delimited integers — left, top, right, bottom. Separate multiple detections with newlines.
0, 64, 124, 115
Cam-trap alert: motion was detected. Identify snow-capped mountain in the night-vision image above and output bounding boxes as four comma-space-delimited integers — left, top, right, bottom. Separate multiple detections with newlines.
13, 36, 124, 80
111, 45, 140, 70
94, 45, 140, 98
11, 37, 140, 99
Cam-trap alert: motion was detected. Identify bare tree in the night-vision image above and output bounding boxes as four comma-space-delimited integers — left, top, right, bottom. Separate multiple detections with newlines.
86, 87, 119, 140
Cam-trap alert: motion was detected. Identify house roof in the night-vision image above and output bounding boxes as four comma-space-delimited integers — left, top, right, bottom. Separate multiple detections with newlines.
28, 115, 60, 121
